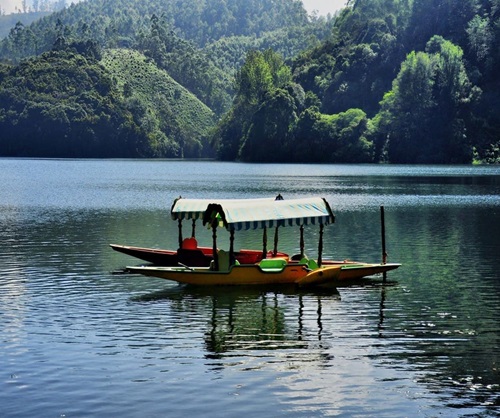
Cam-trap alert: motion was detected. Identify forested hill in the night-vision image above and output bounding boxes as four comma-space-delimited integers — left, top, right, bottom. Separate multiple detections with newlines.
213, 0, 500, 164
0, 0, 326, 158
1, 0, 499, 163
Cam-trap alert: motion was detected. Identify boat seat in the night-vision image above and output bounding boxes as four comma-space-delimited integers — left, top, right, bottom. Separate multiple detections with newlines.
259, 258, 287, 272
307, 258, 319, 270
290, 254, 318, 270
181, 237, 198, 250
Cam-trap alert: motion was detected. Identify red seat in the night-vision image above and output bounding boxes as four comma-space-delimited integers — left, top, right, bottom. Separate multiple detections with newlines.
181, 237, 198, 250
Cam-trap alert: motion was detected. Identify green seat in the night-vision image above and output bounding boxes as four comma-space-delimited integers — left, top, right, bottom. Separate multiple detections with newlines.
296, 255, 318, 270
307, 258, 319, 270
259, 258, 287, 272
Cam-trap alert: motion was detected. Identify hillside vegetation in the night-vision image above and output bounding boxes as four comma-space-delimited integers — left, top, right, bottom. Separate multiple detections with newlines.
0, 47, 150, 157
101, 49, 215, 157
214, 0, 500, 163
0, 0, 499, 163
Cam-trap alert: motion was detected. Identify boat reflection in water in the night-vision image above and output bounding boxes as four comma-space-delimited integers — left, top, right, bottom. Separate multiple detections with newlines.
133, 284, 385, 360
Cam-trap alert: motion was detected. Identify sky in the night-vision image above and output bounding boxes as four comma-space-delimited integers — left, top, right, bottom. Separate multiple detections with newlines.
2, 0, 347, 16
1, 0, 18, 14
0, 0, 346, 16
302, 0, 348, 16
0, 0, 83, 14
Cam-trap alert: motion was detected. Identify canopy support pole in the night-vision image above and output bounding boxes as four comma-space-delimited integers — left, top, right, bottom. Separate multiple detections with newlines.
229, 228, 235, 266
262, 226, 268, 259
212, 220, 219, 271
273, 226, 279, 256
191, 219, 196, 238
178, 219, 183, 249
299, 225, 304, 257
318, 224, 324, 267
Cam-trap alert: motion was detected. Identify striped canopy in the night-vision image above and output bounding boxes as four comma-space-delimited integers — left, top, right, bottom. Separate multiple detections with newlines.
171, 197, 278, 221
171, 197, 335, 231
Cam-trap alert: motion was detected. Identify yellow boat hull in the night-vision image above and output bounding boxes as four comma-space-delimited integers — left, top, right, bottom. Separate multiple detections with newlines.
126, 263, 343, 287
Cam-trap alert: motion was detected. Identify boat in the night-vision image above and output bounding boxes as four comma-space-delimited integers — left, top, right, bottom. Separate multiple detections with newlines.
124, 196, 400, 286
109, 243, 286, 267
126, 196, 348, 286
111, 195, 400, 281
111, 243, 399, 281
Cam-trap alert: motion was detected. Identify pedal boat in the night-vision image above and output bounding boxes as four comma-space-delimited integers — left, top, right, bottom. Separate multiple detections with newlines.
126, 257, 342, 287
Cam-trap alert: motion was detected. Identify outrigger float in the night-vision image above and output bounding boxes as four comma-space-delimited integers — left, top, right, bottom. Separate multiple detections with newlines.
122, 196, 400, 287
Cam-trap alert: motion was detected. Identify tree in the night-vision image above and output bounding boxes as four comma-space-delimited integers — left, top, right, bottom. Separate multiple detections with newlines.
378, 50, 434, 162
378, 37, 478, 163
213, 49, 294, 160
292, 107, 373, 162
235, 49, 274, 106
467, 14, 493, 64
239, 88, 298, 161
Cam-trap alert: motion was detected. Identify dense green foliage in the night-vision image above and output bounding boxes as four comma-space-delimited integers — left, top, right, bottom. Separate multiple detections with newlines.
0, 47, 150, 157
1, 0, 323, 158
376, 36, 477, 163
0, 42, 214, 157
101, 48, 215, 157
1, 0, 499, 162
214, 0, 500, 163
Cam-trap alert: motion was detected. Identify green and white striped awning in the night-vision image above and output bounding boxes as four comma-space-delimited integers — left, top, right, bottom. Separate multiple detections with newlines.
171, 197, 278, 221
171, 197, 335, 231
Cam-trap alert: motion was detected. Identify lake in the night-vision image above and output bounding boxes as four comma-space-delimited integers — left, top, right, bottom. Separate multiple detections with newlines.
1, 159, 499, 417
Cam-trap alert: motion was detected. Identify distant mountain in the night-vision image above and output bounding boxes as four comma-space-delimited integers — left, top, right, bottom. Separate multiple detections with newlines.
0, 0, 330, 114
0, 11, 51, 39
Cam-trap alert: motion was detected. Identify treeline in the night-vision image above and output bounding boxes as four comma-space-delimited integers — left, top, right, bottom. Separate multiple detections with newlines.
0, 12, 51, 39
1, 0, 499, 163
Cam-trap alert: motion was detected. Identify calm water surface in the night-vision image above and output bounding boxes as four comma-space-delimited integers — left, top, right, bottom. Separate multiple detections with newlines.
1, 159, 499, 417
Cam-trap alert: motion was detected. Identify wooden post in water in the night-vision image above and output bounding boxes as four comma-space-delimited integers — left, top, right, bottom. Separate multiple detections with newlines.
380, 206, 388, 282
